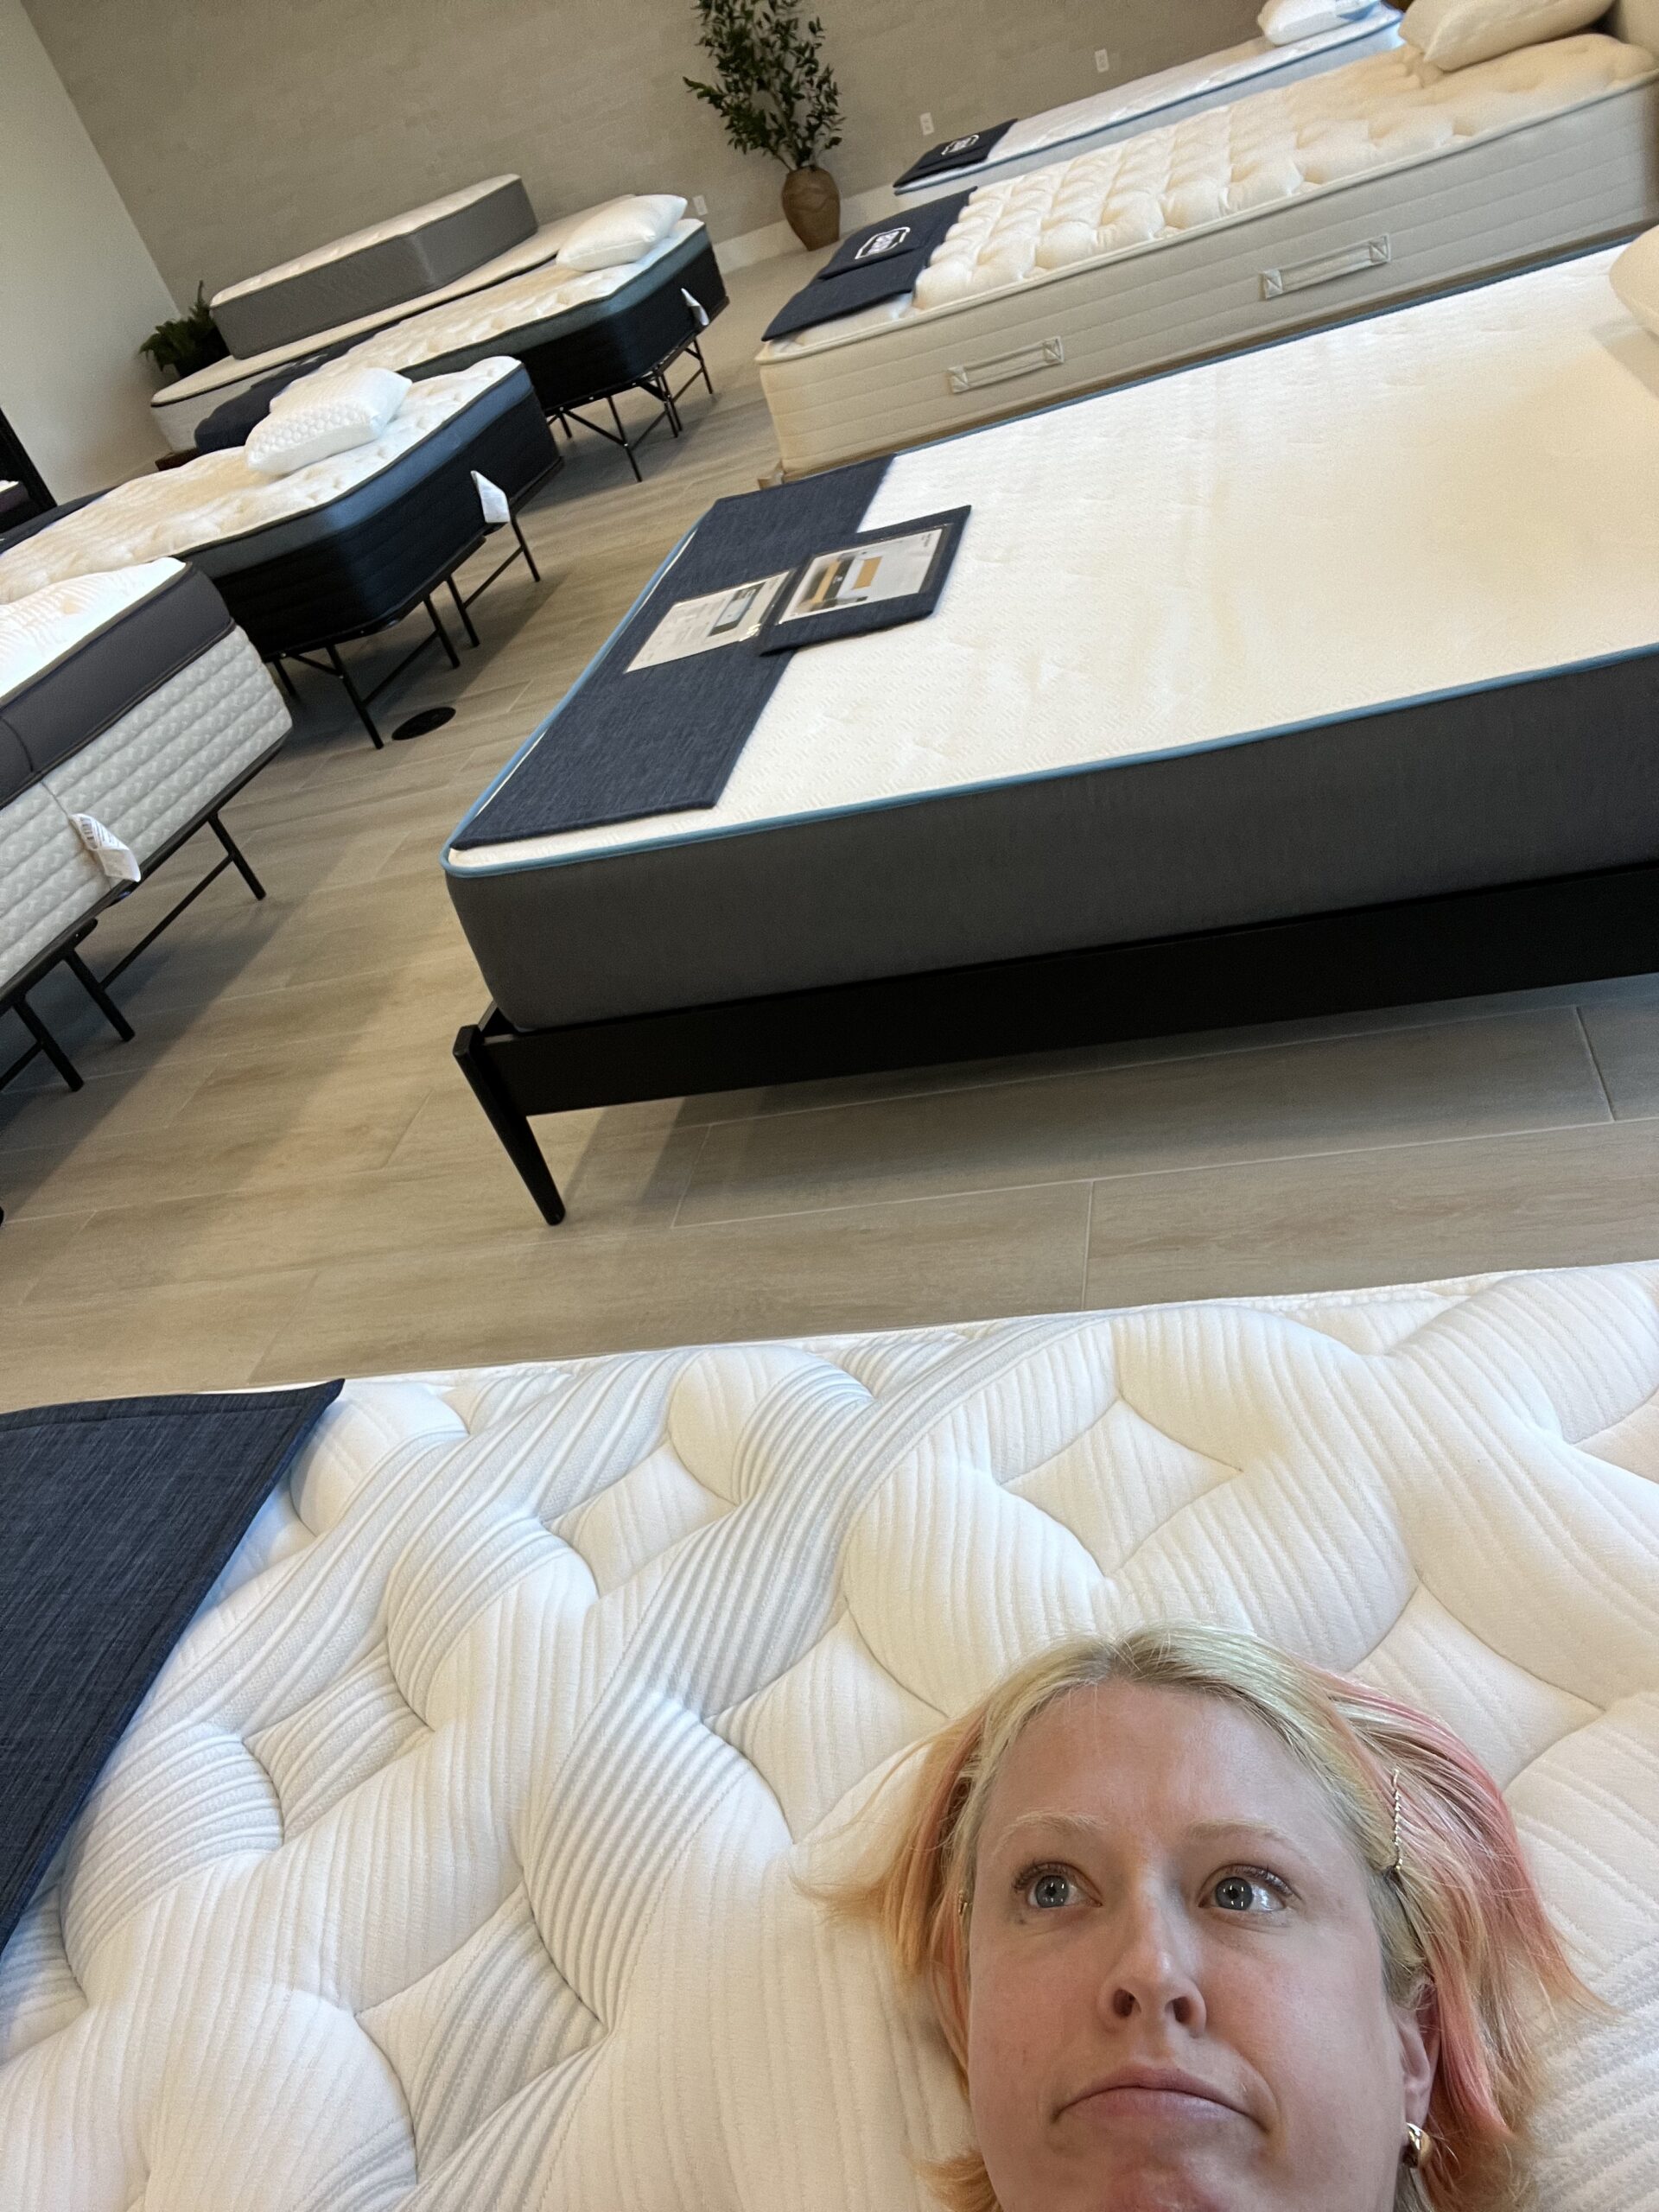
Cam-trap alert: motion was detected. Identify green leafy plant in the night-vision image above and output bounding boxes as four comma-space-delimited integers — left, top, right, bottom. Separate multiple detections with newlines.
138, 285, 229, 381
685, 0, 843, 170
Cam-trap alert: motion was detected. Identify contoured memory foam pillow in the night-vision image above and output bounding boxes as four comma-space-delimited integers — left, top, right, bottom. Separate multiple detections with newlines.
1259, 0, 1378, 43
244, 363, 411, 477
556, 194, 688, 272
1400, 0, 1606, 67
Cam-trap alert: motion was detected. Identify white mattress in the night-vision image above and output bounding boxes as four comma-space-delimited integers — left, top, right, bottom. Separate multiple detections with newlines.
1, 1263, 1656, 2210
769, 32, 1653, 365
153, 199, 688, 448
895, 3, 1403, 199
210, 177, 526, 310
0, 359, 518, 604
340, 219, 702, 373
0, 596, 287, 996
455, 245, 1659, 874
0, 562, 185, 702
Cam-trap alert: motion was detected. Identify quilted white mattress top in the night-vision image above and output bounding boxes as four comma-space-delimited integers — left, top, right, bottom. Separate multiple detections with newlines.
340, 219, 702, 374
453, 246, 1659, 873
0, 561, 183, 704
766, 31, 1656, 357
915, 2, 1402, 185
0, 360, 518, 606
210, 178, 525, 308
1, 1264, 1656, 2209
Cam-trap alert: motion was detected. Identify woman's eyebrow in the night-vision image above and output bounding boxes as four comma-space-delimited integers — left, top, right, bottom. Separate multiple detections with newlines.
985, 1813, 1306, 1857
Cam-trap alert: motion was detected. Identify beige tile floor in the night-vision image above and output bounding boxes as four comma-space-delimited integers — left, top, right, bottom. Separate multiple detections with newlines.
3, 251, 1658, 1408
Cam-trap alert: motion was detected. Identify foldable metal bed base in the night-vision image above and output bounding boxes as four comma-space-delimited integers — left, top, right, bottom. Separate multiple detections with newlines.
0, 743, 279, 1227
455, 856, 1659, 1224
550, 333, 717, 482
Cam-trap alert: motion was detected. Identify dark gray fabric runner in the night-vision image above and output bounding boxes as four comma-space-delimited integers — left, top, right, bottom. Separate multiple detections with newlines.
893, 118, 1015, 189
761, 194, 972, 342
454, 457, 892, 845
0, 1378, 343, 1950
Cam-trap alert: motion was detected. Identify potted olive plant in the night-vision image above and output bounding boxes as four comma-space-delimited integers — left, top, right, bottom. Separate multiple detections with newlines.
686, 0, 845, 248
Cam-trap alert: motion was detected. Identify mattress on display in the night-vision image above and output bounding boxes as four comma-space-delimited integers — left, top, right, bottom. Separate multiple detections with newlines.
210, 178, 538, 360
761, 32, 1659, 474
0, 563, 289, 995
0, 360, 556, 660
450, 247, 1659, 1032
893, 1, 1403, 199
152, 205, 710, 452
1, 1264, 1656, 2210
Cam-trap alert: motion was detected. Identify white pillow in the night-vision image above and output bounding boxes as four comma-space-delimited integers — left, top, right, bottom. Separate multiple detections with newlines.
245, 363, 411, 479
1259, 0, 1376, 44
556, 194, 688, 275
1611, 225, 1659, 339
1399, 0, 1605, 68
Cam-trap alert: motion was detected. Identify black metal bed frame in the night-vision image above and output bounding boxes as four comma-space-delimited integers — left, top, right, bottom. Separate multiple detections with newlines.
551, 333, 717, 482
270, 494, 548, 748
454, 857, 1659, 1225
0, 744, 279, 1225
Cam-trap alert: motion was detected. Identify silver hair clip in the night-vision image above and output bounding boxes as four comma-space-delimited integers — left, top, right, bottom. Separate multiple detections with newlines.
1389, 1767, 1405, 1879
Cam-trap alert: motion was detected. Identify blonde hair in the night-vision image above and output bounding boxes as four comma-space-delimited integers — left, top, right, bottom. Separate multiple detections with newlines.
836, 1625, 1586, 2212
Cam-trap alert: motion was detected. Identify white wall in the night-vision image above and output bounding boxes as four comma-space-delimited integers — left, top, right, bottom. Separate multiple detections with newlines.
0, 0, 175, 499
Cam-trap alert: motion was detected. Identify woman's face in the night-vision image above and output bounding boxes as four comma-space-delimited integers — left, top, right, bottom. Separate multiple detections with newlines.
964, 1681, 1436, 2212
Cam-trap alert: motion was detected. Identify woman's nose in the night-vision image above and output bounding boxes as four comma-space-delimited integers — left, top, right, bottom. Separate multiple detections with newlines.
1095, 1889, 1207, 2032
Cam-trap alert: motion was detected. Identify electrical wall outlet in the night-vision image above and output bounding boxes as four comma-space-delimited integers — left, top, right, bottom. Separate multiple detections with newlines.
919, 110, 934, 136
693, 194, 709, 215
1094, 47, 1110, 72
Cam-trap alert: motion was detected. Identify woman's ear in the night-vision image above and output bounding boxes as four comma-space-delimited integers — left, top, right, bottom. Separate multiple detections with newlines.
1395, 1993, 1440, 2128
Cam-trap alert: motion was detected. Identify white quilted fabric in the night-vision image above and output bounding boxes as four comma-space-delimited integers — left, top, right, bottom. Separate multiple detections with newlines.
0, 360, 518, 605
1, 1267, 1656, 2211
0, 563, 185, 703
0, 627, 288, 994
907, 33, 1651, 313
340, 220, 702, 374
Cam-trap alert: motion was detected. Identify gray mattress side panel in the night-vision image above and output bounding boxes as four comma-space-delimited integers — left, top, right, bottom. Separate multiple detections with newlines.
213, 181, 537, 359
0, 779, 105, 997
398, 227, 716, 382
0, 568, 232, 804
765, 81, 1659, 474
184, 365, 536, 577
448, 651, 1659, 1032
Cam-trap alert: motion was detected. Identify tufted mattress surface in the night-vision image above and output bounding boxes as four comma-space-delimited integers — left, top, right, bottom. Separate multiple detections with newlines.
0, 563, 185, 706
1, 1266, 1656, 2209
768, 31, 1654, 354
0, 362, 520, 606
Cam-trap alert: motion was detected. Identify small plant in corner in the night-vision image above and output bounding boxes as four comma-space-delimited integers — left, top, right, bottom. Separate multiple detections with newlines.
685, 0, 845, 248
138, 285, 229, 383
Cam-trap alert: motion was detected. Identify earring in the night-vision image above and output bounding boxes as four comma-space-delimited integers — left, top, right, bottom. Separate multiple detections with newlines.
1402, 2123, 1433, 2170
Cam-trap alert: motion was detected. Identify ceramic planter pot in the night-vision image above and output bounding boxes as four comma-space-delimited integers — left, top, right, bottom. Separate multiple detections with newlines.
782, 165, 840, 249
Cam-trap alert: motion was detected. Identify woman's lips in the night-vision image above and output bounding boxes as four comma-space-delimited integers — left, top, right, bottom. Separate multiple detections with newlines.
1058, 2067, 1249, 2132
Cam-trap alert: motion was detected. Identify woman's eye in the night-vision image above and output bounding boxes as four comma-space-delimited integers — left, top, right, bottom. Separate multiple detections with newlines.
1023, 1868, 1079, 1910
1208, 1870, 1287, 1915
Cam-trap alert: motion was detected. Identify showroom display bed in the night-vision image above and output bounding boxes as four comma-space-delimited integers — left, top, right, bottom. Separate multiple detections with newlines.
893, 1, 1402, 200
1, 1263, 1656, 2209
762, 24, 1659, 474
448, 246, 1659, 1222
0, 362, 559, 747
0, 561, 288, 1193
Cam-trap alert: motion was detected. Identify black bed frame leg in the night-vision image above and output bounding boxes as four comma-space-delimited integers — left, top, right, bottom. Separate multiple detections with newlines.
16, 996, 83, 1091
454, 1020, 566, 1225
426, 595, 462, 671
326, 643, 384, 748
446, 575, 481, 647
208, 812, 266, 901
512, 514, 541, 583
63, 951, 135, 1041
271, 657, 300, 699
608, 393, 644, 483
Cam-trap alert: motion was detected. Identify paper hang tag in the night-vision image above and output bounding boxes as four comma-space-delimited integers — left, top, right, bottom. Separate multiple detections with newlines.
472, 471, 511, 528
681, 287, 710, 328
70, 812, 142, 885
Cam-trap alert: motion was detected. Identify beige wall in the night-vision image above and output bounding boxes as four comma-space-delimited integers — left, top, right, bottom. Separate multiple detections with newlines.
1, 0, 175, 496
21, 0, 1262, 303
